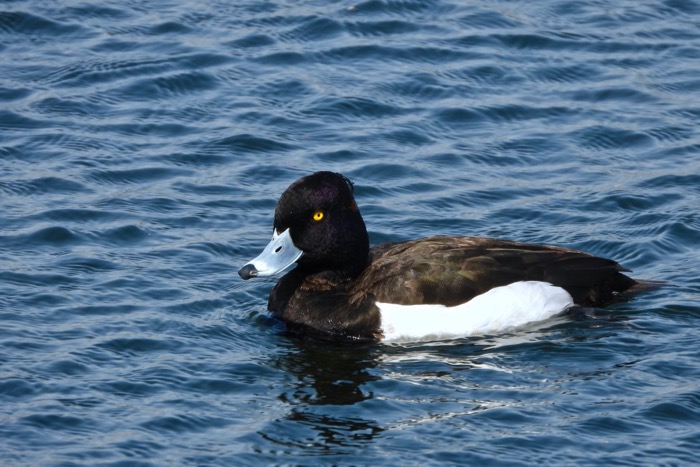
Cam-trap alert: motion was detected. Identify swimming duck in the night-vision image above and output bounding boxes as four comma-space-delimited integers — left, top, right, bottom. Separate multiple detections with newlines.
239, 171, 640, 342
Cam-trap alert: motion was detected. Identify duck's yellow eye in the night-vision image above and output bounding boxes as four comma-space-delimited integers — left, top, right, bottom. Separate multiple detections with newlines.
313, 211, 324, 222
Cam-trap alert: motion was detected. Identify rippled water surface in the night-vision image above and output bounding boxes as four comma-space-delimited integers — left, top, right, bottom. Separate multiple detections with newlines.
2, 0, 700, 464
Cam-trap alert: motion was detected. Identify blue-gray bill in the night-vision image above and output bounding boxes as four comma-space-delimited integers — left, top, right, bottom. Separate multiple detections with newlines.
238, 228, 302, 280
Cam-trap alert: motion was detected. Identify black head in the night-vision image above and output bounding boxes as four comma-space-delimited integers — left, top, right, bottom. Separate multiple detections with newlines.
274, 171, 369, 277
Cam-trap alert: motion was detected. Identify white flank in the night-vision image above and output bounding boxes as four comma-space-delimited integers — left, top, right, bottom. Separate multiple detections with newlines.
378, 281, 574, 343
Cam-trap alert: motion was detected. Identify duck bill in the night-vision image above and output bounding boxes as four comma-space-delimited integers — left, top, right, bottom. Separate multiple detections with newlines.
238, 228, 303, 280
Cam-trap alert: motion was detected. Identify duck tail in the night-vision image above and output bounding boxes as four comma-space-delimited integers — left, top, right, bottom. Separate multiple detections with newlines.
626, 279, 664, 296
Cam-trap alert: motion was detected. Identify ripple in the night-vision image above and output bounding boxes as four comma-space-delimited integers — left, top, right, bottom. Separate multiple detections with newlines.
57, 256, 118, 275
279, 15, 344, 42
453, 9, 521, 29
641, 399, 700, 425
382, 128, 434, 147
87, 167, 192, 185
148, 20, 193, 36
0, 86, 32, 101
432, 107, 484, 127
63, 4, 132, 21
375, 73, 460, 102
21, 413, 95, 434
88, 224, 153, 246
39, 57, 170, 88
254, 77, 315, 101
495, 32, 589, 52
651, 75, 700, 96
319, 44, 466, 65
0, 110, 49, 131
530, 63, 601, 84
0, 10, 90, 38
165, 298, 228, 315
569, 86, 658, 104
0, 378, 44, 399
46, 359, 91, 377
636, 173, 700, 192
59, 304, 140, 318
253, 51, 307, 66
228, 33, 276, 48
113, 439, 166, 459
27, 208, 121, 225
349, 0, 454, 16
301, 96, 405, 121
38, 53, 230, 89
571, 125, 656, 151
140, 413, 231, 434
0, 177, 88, 196
22, 226, 82, 246
347, 19, 427, 37
97, 337, 184, 356
118, 71, 219, 100
30, 96, 112, 120
439, 63, 524, 87
197, 133, 296, 155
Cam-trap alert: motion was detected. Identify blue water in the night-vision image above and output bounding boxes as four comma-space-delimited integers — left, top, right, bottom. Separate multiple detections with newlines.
2, 0, 699, 464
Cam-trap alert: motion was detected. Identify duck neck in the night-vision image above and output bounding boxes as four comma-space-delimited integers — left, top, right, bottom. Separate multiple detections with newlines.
301, 243, 370, 282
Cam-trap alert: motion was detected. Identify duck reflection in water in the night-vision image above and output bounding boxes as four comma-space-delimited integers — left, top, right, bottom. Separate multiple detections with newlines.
265, 336, 385, 449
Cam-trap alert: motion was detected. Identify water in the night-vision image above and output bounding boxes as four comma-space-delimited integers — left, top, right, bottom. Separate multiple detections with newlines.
1, 0, 699, 464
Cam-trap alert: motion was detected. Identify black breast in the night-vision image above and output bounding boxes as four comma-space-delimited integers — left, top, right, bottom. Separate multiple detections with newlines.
269, 269, 382, 341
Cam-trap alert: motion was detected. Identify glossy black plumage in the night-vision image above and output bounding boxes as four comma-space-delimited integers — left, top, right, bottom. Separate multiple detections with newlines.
240, 171, 640, 341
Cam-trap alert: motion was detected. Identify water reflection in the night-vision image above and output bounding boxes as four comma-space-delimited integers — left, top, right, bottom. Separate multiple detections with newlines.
259, 311, 635, 454
273, 335, 381, 406
263, 335, 385, 450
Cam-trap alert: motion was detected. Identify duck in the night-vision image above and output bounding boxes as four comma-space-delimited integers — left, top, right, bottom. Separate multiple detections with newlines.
238, 171, 643, 342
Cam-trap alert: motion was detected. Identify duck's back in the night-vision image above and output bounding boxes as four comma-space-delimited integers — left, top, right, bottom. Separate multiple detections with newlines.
355, 236, 637, 307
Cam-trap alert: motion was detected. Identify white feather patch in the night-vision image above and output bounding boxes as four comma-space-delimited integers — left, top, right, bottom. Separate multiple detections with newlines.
378, 281, 574, 343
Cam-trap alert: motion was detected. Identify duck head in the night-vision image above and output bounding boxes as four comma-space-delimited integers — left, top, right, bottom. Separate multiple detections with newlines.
238, 171, 370, 280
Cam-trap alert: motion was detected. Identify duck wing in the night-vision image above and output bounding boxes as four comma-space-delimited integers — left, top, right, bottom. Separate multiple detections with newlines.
356, 236, 636, 307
